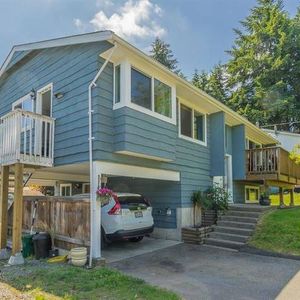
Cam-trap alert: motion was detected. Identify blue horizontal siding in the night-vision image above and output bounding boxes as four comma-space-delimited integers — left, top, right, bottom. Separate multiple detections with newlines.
0, 41, 113, 166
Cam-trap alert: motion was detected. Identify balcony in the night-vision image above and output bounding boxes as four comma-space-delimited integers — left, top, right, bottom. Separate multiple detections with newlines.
246, 146, 300, 184
0, 109, 55, 167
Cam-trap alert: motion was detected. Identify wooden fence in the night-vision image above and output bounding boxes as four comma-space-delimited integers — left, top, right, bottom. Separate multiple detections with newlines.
8, 196, 90, 250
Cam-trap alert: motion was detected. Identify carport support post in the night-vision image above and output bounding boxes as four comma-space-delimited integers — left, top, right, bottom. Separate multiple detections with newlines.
90, 162, 102, 261
0, 166, 9, 251
290, 189, 294, 207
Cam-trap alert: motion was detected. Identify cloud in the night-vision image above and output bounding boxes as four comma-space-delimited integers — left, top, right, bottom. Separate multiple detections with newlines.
76, 0, 166, 39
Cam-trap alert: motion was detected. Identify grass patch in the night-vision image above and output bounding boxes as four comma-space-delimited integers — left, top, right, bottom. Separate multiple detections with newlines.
0, 263, 180, 300
249, 207, 300, 256
270, 193, 300, 206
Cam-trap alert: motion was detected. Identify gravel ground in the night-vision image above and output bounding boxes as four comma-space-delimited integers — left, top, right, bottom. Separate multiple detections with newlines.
0, 282, 32, 300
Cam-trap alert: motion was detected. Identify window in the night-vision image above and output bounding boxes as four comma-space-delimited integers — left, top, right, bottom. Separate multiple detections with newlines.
60, 184, 72, 197
194, 111, 205, 141
245, 186, 260, 203
114, 65, 121, 104
12, 94, 34, 130
154, 79, 172, 118
12, 94, 34, 112
82, 183, 90, 194
180, 103, 206, 144
180, 104, 192, 137
131, 67, 152, 109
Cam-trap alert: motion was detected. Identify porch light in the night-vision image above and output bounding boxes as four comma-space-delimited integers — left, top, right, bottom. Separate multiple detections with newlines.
166, 207, 172, 216
54, 92, 64, 100
30, 89, 36, 100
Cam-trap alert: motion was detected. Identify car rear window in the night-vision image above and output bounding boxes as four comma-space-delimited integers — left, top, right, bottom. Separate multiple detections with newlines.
117, 196, 149, 210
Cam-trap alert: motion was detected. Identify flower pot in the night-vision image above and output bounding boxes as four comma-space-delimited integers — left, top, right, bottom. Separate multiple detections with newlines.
71, 257, 87, 267
70, 247, 87, 267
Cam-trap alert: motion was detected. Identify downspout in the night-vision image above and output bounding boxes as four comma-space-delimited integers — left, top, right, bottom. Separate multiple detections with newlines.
88, 43, 117, 268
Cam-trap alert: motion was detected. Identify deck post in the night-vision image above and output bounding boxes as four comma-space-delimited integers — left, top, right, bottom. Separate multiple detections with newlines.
12, 163, 24, 256
0, 166, 9, 255
290, 189, 295, 207
279, 187, 285, 208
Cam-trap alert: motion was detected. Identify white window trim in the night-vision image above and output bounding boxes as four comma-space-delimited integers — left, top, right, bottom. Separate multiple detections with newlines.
60, 183, 72, 196
82, 183, 90, 193
112, 60, 177, 125
12, 93, 34, 132
36, 83, 53, 117
178, 101, 207, 147
113, 64, 121, 105
245, 185, 260, 203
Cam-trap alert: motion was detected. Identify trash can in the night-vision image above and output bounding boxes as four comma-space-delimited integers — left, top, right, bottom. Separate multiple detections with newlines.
32, 232, 51, 259
22, 234, 34, 258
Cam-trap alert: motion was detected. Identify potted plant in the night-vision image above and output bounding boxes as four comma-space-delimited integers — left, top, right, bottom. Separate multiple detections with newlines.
259, 192, 271, 206
96, 187, 115, 205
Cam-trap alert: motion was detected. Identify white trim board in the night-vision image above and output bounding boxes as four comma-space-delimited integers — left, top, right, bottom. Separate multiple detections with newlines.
0, 31, 113, 78
94, 161, 180, 182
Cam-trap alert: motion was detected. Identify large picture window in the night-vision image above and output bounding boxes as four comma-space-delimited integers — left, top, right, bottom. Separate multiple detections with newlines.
154, 79, 172, 118
180, 103, 206, 145
131, 68, 152, 110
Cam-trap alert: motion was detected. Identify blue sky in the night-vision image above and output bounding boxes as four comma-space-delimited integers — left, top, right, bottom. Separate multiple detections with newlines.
0, 0, 299, 78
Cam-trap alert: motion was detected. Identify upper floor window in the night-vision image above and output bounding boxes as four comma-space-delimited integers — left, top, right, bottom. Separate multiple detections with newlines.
154, 79, 172, 118
130, 66, 173, 119
131, 67, 151, 109
12, 94, 34, 113
179, 103, 206, 145
114, 65, 121, 104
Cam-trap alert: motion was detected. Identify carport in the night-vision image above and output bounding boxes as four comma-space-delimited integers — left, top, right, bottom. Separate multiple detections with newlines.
90, 161, 181, 260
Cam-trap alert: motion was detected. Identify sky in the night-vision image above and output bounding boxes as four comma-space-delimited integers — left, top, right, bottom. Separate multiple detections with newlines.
0, 0, 299, 79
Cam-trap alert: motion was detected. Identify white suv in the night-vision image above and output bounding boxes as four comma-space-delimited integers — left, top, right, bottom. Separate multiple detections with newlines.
101, 193, 154, 244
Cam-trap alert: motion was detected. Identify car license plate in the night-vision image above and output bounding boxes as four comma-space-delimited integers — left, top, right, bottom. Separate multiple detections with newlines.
135, 211, 143, 218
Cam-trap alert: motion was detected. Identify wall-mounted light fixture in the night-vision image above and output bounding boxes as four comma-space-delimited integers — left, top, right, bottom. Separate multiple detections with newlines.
166, 207, 172, 216
54, 92, 64, 100
30, 88, 36, 100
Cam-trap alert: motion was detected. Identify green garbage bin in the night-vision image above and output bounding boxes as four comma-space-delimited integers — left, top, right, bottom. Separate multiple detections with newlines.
22, 234, 34, 258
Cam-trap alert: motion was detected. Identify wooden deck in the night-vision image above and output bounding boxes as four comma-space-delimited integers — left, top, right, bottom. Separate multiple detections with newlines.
246, 146, 300, 185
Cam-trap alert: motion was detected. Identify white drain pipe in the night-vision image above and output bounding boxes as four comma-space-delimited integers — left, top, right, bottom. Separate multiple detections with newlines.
88, 43, 116, 268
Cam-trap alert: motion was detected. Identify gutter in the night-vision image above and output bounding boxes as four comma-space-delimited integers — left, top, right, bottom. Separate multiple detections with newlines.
88, 43, 116, 268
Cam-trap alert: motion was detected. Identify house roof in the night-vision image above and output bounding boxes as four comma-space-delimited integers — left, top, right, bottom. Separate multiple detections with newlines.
0, 30, 278, 145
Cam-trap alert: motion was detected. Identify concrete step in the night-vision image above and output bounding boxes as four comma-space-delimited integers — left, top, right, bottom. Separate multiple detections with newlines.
229, 205, 270, 213
217, 220, 256, 230
213, 226, 253, 237
204, 238, 244, 250
226, 211, 261, 218
209, 231, 249, 243
220, 215, 258, 224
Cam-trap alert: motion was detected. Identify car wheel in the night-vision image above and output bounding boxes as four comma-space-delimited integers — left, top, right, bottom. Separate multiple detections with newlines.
129, 236, 144, 242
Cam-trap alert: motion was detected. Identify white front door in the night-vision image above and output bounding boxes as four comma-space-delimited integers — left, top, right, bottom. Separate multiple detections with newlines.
225, 154, 233, 203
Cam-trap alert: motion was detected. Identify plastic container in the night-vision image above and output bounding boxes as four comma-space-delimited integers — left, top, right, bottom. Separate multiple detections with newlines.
32, 232, 51, 259
70, 247, 87, 267
22, 234, 34, 258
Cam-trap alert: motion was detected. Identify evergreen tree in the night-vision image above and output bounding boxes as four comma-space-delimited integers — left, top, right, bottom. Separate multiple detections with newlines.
150, 37, 182, 75
226, 0, 300, 125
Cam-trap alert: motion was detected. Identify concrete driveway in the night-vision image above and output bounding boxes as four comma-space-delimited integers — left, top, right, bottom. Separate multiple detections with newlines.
110, 243, 300, 300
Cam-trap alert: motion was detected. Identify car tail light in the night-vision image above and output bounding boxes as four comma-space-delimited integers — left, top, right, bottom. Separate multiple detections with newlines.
108, 195, 121, 215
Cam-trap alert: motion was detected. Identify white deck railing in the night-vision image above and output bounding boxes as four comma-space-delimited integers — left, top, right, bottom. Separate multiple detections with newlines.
0, 109, 55, 167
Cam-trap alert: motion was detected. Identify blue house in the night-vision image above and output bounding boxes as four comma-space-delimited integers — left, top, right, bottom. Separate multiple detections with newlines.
0, 31, 298, 260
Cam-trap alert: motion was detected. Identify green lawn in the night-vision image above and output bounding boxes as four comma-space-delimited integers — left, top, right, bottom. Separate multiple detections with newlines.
270, 193, 300, 206
0, 263, 180, 300
249, 207, 300, 256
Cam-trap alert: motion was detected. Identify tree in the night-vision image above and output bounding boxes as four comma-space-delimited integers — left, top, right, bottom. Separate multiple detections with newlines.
226, 0, 300, 125
192, 64, 228, 103
150, 37, 182, 75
